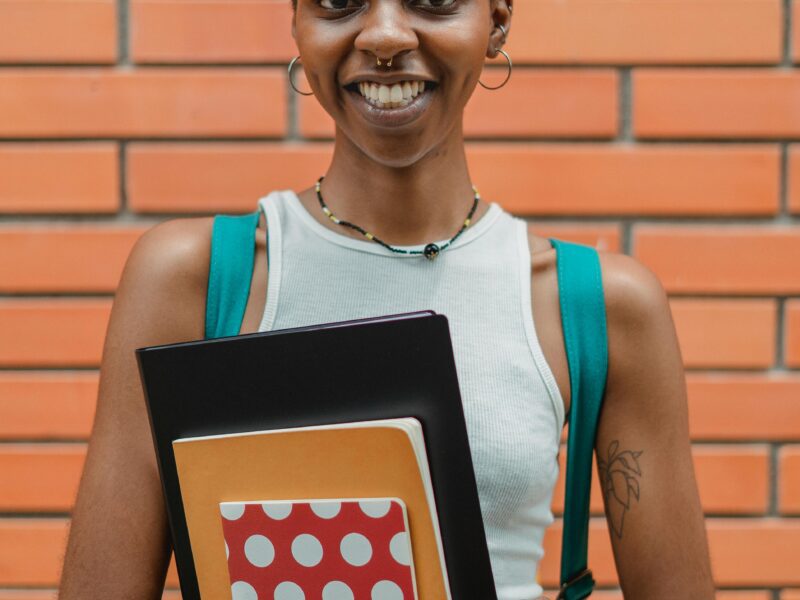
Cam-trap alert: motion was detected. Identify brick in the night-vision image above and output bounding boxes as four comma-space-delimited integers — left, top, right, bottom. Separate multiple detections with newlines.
551, 444, 769, 516
0, 143, 118, 213
527, 224, 622, 253
0, 299, 111, 368
0, 372, 97, 440
779, 446, 800, 514
0, 69, 286, 138
0, 0, 116, 64
789, 144, 800, 214
298, 69, 618, 139
126, 143, 333, 213
794, 0, 800, 63
686, 373, 800, 441
0, 226, 147, 293
0, 519, 179, 586
125, 143, 779, 216
634, 69, 800, 138
131, 0, 296, 63
0, 591, 179, 600
634, 226, 800, 294
0, 445, 85, 511
466, 144, 779, 216
0, 592, 56, 600
714, 593, 772, 600
539, 591, 771, 600
670, 299, 777, 369
0, 590, 177, 599
506, 0, 781, 64
539, 518, 800, 587
787, 300, 800, 367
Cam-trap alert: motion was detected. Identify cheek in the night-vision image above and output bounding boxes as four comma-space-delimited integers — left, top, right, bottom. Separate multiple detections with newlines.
294, 21, 354, 93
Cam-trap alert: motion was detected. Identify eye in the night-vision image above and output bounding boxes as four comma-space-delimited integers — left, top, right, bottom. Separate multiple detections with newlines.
411, 0, 458, 8
318, 0, 359, 9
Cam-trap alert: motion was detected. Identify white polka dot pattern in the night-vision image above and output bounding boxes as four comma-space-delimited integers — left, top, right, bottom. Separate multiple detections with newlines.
219, 499, 416, 599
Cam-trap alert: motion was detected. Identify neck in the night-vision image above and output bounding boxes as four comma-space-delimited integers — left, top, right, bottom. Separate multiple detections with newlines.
312, 123, 487, 247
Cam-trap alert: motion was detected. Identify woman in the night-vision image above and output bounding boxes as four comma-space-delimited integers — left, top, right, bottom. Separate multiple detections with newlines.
59, 1, 715, 598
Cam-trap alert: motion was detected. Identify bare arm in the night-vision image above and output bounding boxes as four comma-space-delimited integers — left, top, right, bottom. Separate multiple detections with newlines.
594, 253, 715, 598
59, 218, 212, 598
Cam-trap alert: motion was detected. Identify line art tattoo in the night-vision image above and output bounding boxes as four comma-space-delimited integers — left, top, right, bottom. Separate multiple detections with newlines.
597, 439, 643, 539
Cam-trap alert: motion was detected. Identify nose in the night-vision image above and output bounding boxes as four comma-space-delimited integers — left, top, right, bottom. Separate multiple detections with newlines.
353, 3, 419, 63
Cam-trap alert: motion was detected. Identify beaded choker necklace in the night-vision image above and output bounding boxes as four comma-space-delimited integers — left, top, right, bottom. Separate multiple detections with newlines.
314, 176, 480, 261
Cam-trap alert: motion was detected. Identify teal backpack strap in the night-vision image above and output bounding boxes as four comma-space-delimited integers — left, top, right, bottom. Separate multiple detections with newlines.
548, 238, 609, 600
205, 210, 262, 340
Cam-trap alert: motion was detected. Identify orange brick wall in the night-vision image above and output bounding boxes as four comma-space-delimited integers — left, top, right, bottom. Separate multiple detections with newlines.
1, 0, 799, 598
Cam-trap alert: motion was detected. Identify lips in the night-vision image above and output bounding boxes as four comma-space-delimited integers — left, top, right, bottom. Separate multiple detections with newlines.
342, 80, 437, 128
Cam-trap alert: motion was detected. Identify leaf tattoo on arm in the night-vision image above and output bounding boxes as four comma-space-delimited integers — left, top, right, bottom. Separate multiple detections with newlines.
597, 440, 643, 539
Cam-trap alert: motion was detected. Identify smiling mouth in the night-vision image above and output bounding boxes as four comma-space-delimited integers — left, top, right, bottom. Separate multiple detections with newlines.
343, 80, 438, 110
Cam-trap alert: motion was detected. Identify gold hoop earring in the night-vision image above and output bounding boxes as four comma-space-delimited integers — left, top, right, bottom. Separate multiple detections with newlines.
288, 55, 314, 96
478, 48, 512, 91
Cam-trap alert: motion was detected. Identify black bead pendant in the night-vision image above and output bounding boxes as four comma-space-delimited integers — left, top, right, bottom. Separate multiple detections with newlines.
423, 243, 440, 261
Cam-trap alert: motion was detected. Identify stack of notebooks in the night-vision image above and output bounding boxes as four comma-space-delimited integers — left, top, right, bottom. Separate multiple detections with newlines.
136, 311, 497, 600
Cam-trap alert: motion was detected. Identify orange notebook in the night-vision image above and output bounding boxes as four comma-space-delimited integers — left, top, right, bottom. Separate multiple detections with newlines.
172, 417, 450, 599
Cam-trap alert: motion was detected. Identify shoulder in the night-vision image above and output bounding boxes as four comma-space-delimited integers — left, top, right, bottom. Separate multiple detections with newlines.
114, 216, 216, 340
127, 216, 215, 293
597, 250, 671, 332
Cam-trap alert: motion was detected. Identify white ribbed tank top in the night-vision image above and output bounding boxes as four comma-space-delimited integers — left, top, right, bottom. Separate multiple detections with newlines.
256, 189, 566, 600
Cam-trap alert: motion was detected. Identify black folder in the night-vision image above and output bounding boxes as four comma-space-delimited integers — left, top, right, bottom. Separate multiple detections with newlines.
136, 310, 498, 600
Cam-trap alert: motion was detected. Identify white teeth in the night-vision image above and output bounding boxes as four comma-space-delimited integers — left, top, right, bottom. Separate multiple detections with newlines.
390, 83, 403, 103
354, 79, 430, 108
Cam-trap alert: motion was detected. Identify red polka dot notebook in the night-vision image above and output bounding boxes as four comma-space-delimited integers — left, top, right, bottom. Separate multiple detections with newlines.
219, 498, 417, 600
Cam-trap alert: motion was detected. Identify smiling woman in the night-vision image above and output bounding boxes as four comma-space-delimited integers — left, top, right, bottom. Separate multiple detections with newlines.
58, 1, 715, 599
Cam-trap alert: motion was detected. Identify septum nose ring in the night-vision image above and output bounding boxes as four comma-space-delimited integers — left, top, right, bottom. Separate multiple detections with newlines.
377, 56, 393, 67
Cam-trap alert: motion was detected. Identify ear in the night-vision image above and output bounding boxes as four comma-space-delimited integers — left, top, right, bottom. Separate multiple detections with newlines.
486, 0, 512, 59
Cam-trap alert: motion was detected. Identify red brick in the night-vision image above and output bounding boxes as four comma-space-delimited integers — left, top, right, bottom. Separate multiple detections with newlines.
527, 225, 622, 253
671, 299, 777, 368
0, 372, 97, 440
686, 373, 800, 441
130, 0, 296, 63
779, 446, 800, 514
539, 518, 800, 587
298, 69, 618, 139
794, 0, 800, 63
0, 299, 111, 368
787, 300, 800, 367
506, 0, 781, 64
789, 144, 800, 214
634, 226, 800, 294
0, 226, 146, 293
0, 445, 85, 512
0, 143, 118, 213
0, 69, 286, 138
634, 69, 800, 138
126, 143, 333, 213
466, 144, 779, 216
0, 0, 116, 63
539, 591, 770, 600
